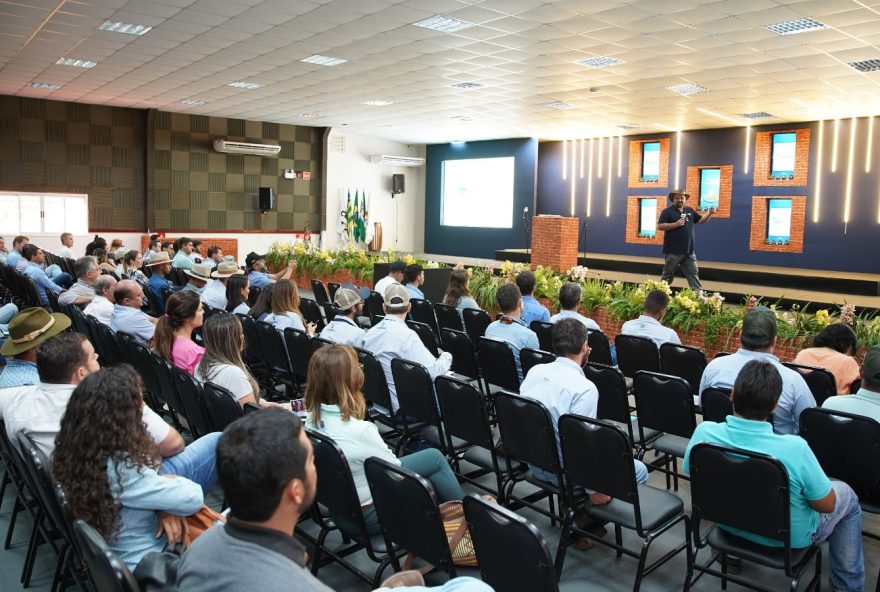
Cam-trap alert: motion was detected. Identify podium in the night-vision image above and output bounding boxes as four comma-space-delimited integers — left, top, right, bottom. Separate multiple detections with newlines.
530, 215, 579, 271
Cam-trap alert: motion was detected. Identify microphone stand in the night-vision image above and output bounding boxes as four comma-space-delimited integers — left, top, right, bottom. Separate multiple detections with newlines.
579, 216, 588, 258
523, 210, 532, 258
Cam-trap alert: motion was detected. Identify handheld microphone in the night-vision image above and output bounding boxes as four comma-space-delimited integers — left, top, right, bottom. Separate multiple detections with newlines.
522, 206, 529, 220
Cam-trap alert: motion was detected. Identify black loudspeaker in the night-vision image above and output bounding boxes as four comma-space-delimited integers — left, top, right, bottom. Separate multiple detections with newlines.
259, 187, 275, 211
392, 174, 405, 195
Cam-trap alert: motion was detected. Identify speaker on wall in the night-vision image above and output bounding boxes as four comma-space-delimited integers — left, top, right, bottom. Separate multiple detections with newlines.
392, 174, 405, 195
259, 187, 275, 211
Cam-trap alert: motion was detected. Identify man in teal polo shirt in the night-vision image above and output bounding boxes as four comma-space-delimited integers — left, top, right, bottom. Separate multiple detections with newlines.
684, 359, 864, 591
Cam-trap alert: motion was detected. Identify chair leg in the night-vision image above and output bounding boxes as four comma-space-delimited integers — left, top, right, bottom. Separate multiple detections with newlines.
22, 515, 44, 586
720, 552, 728, 591
683, 519, 694, 592
553, 509, 573, 578
0, 469, 10, 512
631, 535, 653, 592
615, 524, 623, 558
5, 495, 24, 549
672, 457, 679, 491
51, 544, 69, 592
548, 494, 556, 527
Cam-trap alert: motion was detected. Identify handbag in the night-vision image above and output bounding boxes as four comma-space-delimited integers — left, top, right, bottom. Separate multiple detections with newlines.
402, 496, 495, 572
183, 505, 226, 547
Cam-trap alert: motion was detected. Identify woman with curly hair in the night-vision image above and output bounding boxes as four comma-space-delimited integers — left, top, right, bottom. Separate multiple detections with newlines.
264, 279, 316, 335
794, 323, 861, 394
53, 365, 203, 569
153, 290, 205, 374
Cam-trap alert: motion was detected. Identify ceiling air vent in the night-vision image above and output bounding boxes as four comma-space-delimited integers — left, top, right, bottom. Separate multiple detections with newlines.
848, 59, 880, 73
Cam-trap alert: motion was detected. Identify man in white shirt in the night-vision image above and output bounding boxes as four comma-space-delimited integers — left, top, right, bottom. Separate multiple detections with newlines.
620, 290, 681, 349
362, 284, 452, 415
58, 232, 75, 259
550, 282, 601, 331
83, 275, 117, 326
373, 260, 406, 299
320, 288, 365, 347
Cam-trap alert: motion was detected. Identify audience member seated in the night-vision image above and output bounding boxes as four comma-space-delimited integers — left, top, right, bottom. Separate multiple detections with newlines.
189, 239, 203, 264
203, 245, 223, 270
0, 235, 7, 263
0, 308, 69, 388
143, 239, 162, 264
161, 240, 175, 258
374, 260, 406, 297
405, 263, 425, 299
172, 237, 195, 270
121, 249, 149, 286
92, 248, 117, 275
442, 268, 480, 315
320, 288, 365, 347
58, 232, 75, 259
521, 318, 649, 501
305, 344, 464, 535
6, 235, 28, 269
201, 260, 243, 310
0, 300, 18, 342
83, 275, 117, 326
515, 270, 550, 326
794, 323, 861, 395
248, 287, 272, 320
619, 289, 681, 349
154, 291, 205, 375
362, 284, 451, 415
550, 282, 600, 331
264, 279, 316, 335
21, 244, 72, 306
246, 251, 295, 289
145, 251, 176, 314
183, 263, 211, 294
54, 365, 205, 570
823, 345, 880, 421
225, 274, 251, 315
110, 279, 157, 345
685, 359, 864, 592
83, 234, 108, 258
485, 282, 539, 383
58, 256, 99, 306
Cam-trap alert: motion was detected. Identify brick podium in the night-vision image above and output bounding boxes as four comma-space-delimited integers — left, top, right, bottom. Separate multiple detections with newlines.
530, 215, 579, 271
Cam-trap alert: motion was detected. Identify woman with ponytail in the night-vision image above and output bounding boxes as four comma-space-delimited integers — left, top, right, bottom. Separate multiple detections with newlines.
153, 290, 205, 374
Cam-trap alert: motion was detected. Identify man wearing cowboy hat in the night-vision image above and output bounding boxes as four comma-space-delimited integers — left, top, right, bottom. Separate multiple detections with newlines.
201, 260, 244, 310
245, 251, 295, 289
145, 251, 178, 315
0, 308, 71, 388
182, 263, 212, 295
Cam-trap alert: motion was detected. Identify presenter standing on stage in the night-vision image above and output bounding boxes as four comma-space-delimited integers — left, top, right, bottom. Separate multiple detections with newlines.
656, 189, 715, 290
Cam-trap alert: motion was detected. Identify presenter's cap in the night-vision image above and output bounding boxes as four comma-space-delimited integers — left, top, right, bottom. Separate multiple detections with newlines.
863, 346, 880, 381
384, 284, 410, 308
741, 306, 777, 343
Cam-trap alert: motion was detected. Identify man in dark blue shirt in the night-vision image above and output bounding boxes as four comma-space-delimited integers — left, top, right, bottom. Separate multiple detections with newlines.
656, 189, 715, 290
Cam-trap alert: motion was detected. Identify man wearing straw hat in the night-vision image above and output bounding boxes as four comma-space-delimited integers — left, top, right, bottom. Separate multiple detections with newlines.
0, 308, 71, 388
145, 251, 178, 315
182, 263, 212, 295
201, 260, 244, 310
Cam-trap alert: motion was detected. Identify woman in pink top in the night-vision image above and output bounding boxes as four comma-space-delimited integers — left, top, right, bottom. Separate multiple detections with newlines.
794, 323, 861, 394
153, 290, 205, 374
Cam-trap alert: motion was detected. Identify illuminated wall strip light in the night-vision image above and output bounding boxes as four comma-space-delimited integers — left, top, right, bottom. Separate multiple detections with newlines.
570, 143, 577, 216
586, 139, 594, 217
562, 140, 568, 181
743, 126, 751, 174
579, 139, 585, 179
831, 118, 840, 172
617, 134, 623, 177
606, 136, 614, 217
866, 116, 875, 173
674, 131, 682, 188
597, 137, 604, 178
812, 120, 824, 223
843, 117, 857, 228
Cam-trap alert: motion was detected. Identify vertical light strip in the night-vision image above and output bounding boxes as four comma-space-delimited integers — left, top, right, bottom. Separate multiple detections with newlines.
866, 116, 875, 173
617, 134, 623, 177
586, 138, 594, 217
843, 117, 857, 227
831, 118, 840, 173
570, 142, 577, 216
597, 137, 604, 178
562, 139, 568, 180
743, 126, 751, 174
674, 130, 682, 188
812, 120, 824, 223
605, 136, 613, 217
579, 138, 585, 179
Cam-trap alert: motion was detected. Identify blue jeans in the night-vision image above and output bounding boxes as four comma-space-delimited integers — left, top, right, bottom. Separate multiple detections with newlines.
811, 481, 863, 592
160, 432, 220, 493
47, 266, 73, 289
391, 577, 493, 592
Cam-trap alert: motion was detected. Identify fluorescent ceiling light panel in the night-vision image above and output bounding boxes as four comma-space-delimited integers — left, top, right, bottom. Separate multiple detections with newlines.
413, 15, 474, 33
740, 112, 775, 120
298, 113, 323, 120
666, 83, 708, 96
227, 81, 265, 90
361, 100, 393, 106
179, 99, 206, 106
99, 20, 152, 35
543, 101, 573, 110
848, 59, 880, 72
617, 123, 641, 130
301, 55, 347, 66
451, 81, 482, 89
27, 81, 62, 90
765, 17, 826, 36
56, 58, 97, 68
573, 56, 624, 68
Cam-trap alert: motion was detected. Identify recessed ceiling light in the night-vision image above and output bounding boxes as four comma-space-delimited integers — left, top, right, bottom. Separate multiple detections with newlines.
765, 17, 826, 36
573, 56, 624, 68
179, 99, 206, 106
451, 81, 482, 89
55, 58, 97, 68
413, 15, 474, 34
451, 115, 473, 122
848, 59, 880, 73
543, 101, 573, 110
298, 113, 324, 120
26, 81, 62, 90
99, 20, 152, 36
666, 83, 709, 96
301, 55, 347, 66
379, 124, 399, 130
740, 112, 775, 120
227, 81, 265, 90
617, 123, 641, 130
361, 100, 393, 106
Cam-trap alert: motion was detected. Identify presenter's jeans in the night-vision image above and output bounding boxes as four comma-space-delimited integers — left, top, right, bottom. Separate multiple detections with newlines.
661, 252, 702, 290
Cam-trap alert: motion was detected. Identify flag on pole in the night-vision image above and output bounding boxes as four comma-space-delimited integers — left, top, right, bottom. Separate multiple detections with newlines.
364, 190, 373, 244
352, 190, 361, 243
354, 189, 366, 242
337, 189, 348, 243
346, 190, 354, 239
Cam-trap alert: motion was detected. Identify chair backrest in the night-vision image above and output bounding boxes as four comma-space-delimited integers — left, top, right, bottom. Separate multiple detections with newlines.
299, 298, 325, 332
93, 320, 122, 366
615, 334, 661, 377
462, 308, 491, 343
327, 282, 341, 300
202, 381, 244, 432
282, 327, 313, 381
409, 298, 440, 338
477, 336, 521, 392
689, 442, 791, 547
439, 329, 480, 381
659, 342, 707, 395
633, 370, 696, 439
391, 358, 441, 427
171, 367, 213, 439
247, 286, 263, 307
463, 495, 559, 592
308, 429, 372, 537
583, 362, 631, 425
529, 320, 555, 353
236, 313, 263, 366
700, 387, 733, 423
435, 375, 494, 449
494, 391, 560, 474
365, 291, 385, 324
73, 520, 141, 592
365, 457, 456, 578
66, 302, 91, 335
434, 303, 464, 332
782, 362, 837, 406
354, 347, 393, 411
255, 320, 294, 376
118, 334, 163, 411
587, 330, 614, 365
149, 354, 188, 420
321, 302, 339, 323
520, 348, 556, 377
17, 433, 71, 543
799, 407, 880, 501
310, 279, 330, 306
311, 336, 334, 352
405, 320, 440, 357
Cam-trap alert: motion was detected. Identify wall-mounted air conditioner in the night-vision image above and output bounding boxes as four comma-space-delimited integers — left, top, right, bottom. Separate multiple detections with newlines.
213, 139, 281, 157
369, 154, 425, 167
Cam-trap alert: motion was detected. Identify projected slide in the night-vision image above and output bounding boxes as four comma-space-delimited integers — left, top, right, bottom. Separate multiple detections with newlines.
641, 142, 660, 181
771, 133, 796, 178
767, 198, 792, 244
699, 168, 721, 210
639, 199, 657, 238
441, 157, 515, 228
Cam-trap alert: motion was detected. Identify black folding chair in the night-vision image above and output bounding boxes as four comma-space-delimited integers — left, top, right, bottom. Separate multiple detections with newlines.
434, 303, 464, 332
405, 320, 440, 357
409, 298, 440, 339
520, 348, 555, 377
391, 358, 445, 451
364, 291, 385, 325
700, 387, 733, 423
254, 320, 296, 396
202, 381, 245, 432
171, 367, 213, 439
73, 520, 141, 592
686, 442, 822, 592
321, 302, 340, 323
529, 320, 555, 353
615, 334, 661, 378
283, 327, 313, 388
783, 362, 837, 406
477, 336, 520, 393
310, 279, 330, 306
584, 362, 659, 451
462, 308, 491, 343
439, 329, 483, 390
660, 342, 707, 396
327, 282, 341, 300
587, 330, 614, 366
300, 298, 325, 332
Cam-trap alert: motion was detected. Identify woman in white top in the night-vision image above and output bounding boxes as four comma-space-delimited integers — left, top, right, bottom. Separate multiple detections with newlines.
264, 279, 316, 335
305, 344, 464, 535
225, 274, 251, 316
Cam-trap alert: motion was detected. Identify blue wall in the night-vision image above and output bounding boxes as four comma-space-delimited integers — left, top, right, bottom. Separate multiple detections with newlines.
424, 138, 537, 259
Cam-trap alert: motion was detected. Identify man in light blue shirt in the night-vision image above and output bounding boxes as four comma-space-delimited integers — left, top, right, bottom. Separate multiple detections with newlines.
362, 284, 452, 414
516, 270, 550, 326
823, 345, 880, 422
485, 283, 539, 383
171, 237, 195, 270
0, 307, 69, 388
620, 290, 681, 349
320, 288, 365, 347
21, 245, 65, 306
685, 359, 863, 592
405, 263, 425, 300
550, 282, 601, 331
110, 280, 157, 345
5, 235, 27, 269
245, 251, 295, 289
699, 306, 814, 435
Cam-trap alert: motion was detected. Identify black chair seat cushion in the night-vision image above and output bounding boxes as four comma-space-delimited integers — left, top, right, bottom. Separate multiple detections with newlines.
612, 418, 660, 446
707, 527, 814, 570
461, 446, 525, 474
419, 427, 466, 450
587, 485, 683, 531
652, 434, 689, 458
